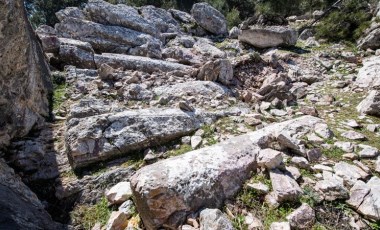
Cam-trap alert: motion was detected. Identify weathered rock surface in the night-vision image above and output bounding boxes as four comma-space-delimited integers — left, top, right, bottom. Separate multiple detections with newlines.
0, 159, 62, 229
191, 3, 227, 35
94, 53, 194, 74
347, 177, 380, 221
357, 90, 380, 117
131, 116, 325, 229
334, 162, 370, 186
270, 169, 303, 202
66, 108, 204, 168
286, 203, 315, 229
84, 0, 158, 36
0, 0, 52, 146
55, 17, 162, 58
197, 59, 234, 85
355, 56, 380, 89
239, 26, 298, 48
106, 181, 133, 205
199, 209, 234, 230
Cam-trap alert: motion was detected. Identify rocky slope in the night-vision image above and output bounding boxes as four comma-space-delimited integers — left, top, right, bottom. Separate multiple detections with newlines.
1, 0, 380, 230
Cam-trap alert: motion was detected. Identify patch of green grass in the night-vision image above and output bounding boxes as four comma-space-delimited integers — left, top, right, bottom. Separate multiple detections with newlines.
166, 144, 192, 157
300, 168, 316, 179
231, 214, 248, 230
71, 197, 113, 230
312, 223, 328, 230
322, 147, 346, 160
369, 222, 380, 230
53, 83, 67, 110
249, 173, 272, 189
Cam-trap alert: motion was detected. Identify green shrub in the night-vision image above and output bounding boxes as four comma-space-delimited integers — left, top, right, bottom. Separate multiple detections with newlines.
226, 7, 241, 28
315, 0, 372, 42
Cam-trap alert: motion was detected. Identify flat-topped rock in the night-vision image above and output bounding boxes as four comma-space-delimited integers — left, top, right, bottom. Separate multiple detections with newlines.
84, 0, 159, 36
55, 17, 162, 58
239, 26, 298, 48
94, 53, 195, 74
66, 108, 204, 168
355, 56, 380, 89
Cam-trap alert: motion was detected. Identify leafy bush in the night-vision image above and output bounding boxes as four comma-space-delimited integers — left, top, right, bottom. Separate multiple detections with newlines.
315, 0, 372, 42
226, 7, 241, 28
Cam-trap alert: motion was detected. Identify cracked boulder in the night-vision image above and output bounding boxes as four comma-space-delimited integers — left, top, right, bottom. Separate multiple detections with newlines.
66, 108, 205, 168
191, 2, 227, 35
130, 116, 326, 229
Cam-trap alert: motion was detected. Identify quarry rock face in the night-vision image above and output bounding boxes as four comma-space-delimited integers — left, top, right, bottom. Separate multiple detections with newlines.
0, 0, 52, 146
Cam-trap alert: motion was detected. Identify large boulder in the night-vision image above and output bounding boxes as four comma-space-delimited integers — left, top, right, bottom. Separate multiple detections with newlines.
355, 56, 380, 89
140, 5, 180, 33
0, 159, 63, 229
0, 0, 52, 146
357, 90, 380, 117
84, 0, 159, 37
94, 53, 194, 74
191, 3, 228, 35
66, 108, 205, 168
197, 59, 234, 85
130, 116, 327, 229
239, 26, 298, 48
55, 17, 162, 58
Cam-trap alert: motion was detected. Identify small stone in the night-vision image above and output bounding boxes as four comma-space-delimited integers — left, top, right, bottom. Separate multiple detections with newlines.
342, 153, 358, 160
270, 169, 303, 203
312, 164, 333, 172
291, 157, 309, 169
186, 218, 199, 228
286, 203, 315, 229
286, 166, 301, 180
257, 148, 283, 169
247, 182, 269, 194
106, 182, 133, 205
300, 106, 319, 117
105, 211, 129, 230
191, 136, 202, 149
271, 109, 288, 117
314, 178, 349, 201
314, 123, 334, 139
199, 209, 234, 230
179, 101, 195, 112
306, 148, 322, 162
118, 200, 135, 218
244, 213, 263, 229
358, 145, 379, 158
341, 131, 367, 141
366, 124, 380, 132
181, 136, 191, 145
270, 222, 291, 230
334, 141, 356, 153
343, 119, 362, 128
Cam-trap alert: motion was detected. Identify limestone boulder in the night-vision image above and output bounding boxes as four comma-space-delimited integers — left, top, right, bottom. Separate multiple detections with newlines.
66, 108, 204, 168
130, 116, 325, 229
0, 0, 52, 146
55, 17, 162, 58
239, 26, 298, 48
191, 3, 228, 35
94, 53, 194, 74
357, 90, 380, 117
84, 0, 158, 36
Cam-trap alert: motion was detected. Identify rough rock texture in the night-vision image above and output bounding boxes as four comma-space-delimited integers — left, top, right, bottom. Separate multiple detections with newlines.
199, 209, 234, 230
130, 116, 325, 229
347, 177, 380, 221
0, 0, 52, 146
0, 159, 62, 229
84, 0, 158, 37
191, 3, 227, 35
55, 17, 162, 58
355, 56, 380, 89
270, 169, 303, 202
286, 203, 315, 229
357, 90, 380, 116
239, 26, 298, 48
197, 59, 234, 85
66, 108, 204, 168
95, 53, 194, 74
